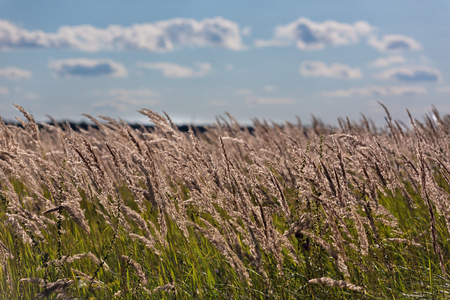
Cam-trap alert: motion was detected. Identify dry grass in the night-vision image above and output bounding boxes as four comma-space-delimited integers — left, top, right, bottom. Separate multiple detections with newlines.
0, 104, 449, 299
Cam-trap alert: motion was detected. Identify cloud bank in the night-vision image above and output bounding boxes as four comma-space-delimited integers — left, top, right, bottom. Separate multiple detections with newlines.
94, 88, 158, 111
0, 18, 244, 52
374, 66, 442, 82
23, 92, 38, 100
0, 86, 9, 95
256, 18, 373, 50
137, 62, 211, 78
437, 86, 450, 93
322, 85, 428, 97
48, 58, 127, 78
369, 55, 405, 68
300, 61, 362, 79
0, 67, 32, 79
368, 34, 422, 52
245, 96, 293, 105
236, 89, 252, 96
264, 85, 277, 92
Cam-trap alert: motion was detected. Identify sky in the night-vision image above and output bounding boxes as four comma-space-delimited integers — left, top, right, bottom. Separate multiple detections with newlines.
1, 0, 449, 126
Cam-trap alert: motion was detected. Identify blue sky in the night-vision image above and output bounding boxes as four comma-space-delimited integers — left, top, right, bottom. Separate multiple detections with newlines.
1, 0, 449, 125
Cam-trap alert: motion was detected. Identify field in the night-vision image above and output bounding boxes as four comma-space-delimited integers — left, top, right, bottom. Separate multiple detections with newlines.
0, 104, 449, 299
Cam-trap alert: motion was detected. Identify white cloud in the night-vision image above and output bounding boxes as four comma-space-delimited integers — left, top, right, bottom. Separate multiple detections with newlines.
24, 92, 38, 100
0, 18, 245, 52
225, 64, 234, 70
48, 58, 127, 78
418, 54, 433, 65
255, 39, 291, 48
108, 88, 157, 99
94, 88, 158, 111
322, 85, 428, 97
300, 61, 362, 79
437, 86, 450, 93
264, 85, 277, 92
241, 26, 251, 36
0, 67, 32, 79
137, 62, 211, 78
256, 18, 373, 50
209, 100, 227, 106
368, 34, 422, 52
0, 85, 38, 100
245, 96, 293, 105
236, 89, 252, 96
237, 88, 291, 105
374, 66, 442, 82
369, 55, 405, 68
0, 86, 9, 95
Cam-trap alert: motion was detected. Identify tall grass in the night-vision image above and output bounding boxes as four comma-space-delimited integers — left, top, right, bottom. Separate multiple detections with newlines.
0, 104, 449, 299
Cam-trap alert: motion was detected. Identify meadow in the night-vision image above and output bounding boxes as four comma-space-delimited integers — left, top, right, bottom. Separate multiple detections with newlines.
0, 104, 449, 299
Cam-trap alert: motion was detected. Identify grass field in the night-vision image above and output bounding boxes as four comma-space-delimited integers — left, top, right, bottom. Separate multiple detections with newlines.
0, 104, 449, 299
